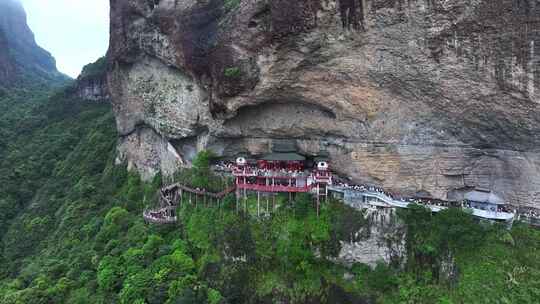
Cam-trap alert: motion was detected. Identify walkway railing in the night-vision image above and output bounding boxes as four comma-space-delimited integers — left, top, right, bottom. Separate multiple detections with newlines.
143, 207, 177, 224
144, 183, 237, 224
519, 215, 540, 226
164, 183, 236, 199
328, 186, 515, 222
236, 183, 310, 193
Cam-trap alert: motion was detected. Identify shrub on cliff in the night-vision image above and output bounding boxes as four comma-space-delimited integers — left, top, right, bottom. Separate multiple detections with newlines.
79, 57, 107, 79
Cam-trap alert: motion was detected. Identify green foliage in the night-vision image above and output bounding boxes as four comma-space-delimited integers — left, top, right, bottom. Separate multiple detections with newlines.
191, 150, 215, 188
223, 66, 241, 78
367, 263, 398, 294
97, 256, 123, 292
173, 150, 230, 192
79, 57, 107, 79
2, 82, 540, 304
292, 193, 312, 218
223, 0, 241, 12
397, 204, 488, 283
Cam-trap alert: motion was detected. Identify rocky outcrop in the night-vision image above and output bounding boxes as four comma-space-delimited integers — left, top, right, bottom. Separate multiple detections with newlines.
74, 57, 110, 101
108, 0, 540, 207
339, 207, 406, 267
74, 77, 109, 101
0, 0, 65, 86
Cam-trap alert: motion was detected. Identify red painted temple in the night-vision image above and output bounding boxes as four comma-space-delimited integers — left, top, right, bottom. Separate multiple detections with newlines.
232, 154, 332, 197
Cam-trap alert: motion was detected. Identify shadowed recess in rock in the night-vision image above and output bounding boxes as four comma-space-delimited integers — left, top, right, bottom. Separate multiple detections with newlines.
339, 0, 365, 30
224, 101, 339, 137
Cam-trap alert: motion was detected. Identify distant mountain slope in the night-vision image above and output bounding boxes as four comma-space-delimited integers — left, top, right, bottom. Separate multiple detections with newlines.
0, 0, 67, 87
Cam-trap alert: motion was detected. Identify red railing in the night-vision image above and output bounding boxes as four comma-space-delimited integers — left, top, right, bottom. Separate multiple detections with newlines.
164, 183, 236, 199
233, 169, 257, 176
233, 171, 308, 180
236, 183, 311, 193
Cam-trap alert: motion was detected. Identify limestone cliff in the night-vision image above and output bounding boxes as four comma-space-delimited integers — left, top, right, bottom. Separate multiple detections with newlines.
339, 208, 405, 267
108, 0, 540, 207
74, 57, 110, 101
0, 0, 65, 86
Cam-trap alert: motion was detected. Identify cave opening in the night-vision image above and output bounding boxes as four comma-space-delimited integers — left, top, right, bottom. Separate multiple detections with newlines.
339, 0, 364, 30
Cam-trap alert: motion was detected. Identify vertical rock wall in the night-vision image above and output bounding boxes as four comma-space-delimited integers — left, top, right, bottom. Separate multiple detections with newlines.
339, 207, 406, 267
107, 0, 540, 207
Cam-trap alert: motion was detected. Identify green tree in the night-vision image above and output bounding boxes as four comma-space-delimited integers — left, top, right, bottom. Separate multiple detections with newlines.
119, 271, 152, 304
191, 150, 215, 189
97, 256, 123, 292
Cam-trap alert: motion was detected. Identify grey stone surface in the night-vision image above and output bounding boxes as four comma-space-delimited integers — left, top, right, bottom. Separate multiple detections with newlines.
108, 0, 540, 207
74, 76, 110, 101
338, 207, 406, 267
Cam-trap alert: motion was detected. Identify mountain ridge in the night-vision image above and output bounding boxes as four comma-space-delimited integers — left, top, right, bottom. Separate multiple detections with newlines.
0, 0, 67, 87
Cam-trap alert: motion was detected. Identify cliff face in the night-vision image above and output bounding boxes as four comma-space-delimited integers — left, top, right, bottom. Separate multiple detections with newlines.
108, 0, 540, 207
74, 57, 110, 101
0, 0, 64, 86
74, 76, 110, 101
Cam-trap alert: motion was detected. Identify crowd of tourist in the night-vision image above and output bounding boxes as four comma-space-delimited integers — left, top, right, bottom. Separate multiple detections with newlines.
334, 182, 523, 214
213, 160, 540, 222
144, 208, 176, 222
147, 210, 168, 219
408, 198, 454, 208
336, 182, 399, 201
232, 165, 308, 178
460, 201, 504, 212
520, 209, 540, 220
213, 161, 235, 172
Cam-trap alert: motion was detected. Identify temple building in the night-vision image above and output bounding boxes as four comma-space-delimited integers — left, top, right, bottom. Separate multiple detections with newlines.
232, 140, 332, 206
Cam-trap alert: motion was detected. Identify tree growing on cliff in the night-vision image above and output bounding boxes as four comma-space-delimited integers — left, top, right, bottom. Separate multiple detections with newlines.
191, 150, 216, 189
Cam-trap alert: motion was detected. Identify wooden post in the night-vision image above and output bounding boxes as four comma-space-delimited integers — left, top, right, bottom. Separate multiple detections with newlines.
244, 194, 247, 214
179, 189, 183, 206
236, 190, 239, 213
244, 187, 247, 213
266, 195, 269, 215
317, 183, 320, 217
257, 191, 260, 217
325, 184, 328, 204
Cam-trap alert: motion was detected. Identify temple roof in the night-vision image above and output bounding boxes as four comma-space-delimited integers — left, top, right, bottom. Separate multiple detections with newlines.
314, 150, 330, 162
261, 152, 306, 161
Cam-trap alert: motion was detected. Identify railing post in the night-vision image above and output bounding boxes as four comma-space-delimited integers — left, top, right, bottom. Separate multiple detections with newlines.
266, 195, 269, 216
236, 189, 239, 213
244, 190, 248, 213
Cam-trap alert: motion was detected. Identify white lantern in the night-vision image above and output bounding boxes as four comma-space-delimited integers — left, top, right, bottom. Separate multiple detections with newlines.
317, 161, 329, 171
236, 157, 247, 166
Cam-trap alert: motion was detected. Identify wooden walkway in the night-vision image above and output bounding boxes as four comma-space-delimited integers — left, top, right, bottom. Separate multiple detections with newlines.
143, 183, 237, 224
